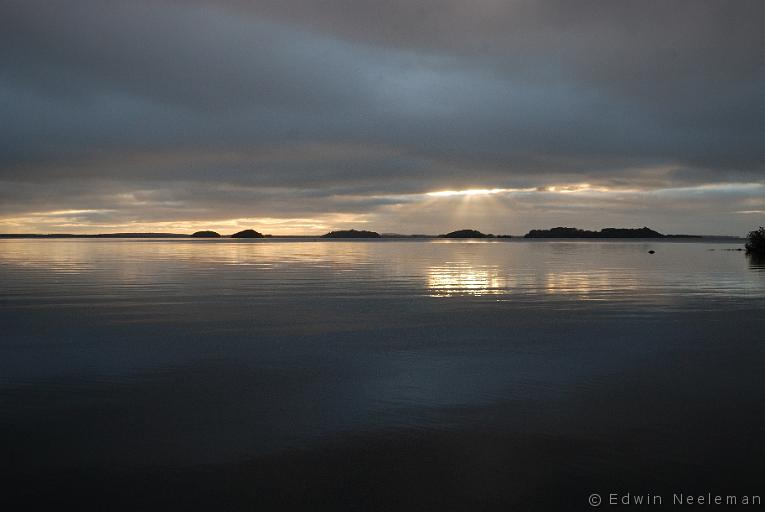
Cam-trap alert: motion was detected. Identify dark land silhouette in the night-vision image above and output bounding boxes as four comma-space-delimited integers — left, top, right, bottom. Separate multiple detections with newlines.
191, 230, 221, 238
321, 229, 381, 238
230, 229, 265, 238
745, 226, 765, 255
439, 229, 495, 238
525, 226, 666, 238
0, 227, 742, 240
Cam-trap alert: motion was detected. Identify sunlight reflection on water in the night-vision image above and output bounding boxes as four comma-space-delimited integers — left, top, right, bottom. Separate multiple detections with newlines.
0, 239, 762, 307
1, 238, 764, 509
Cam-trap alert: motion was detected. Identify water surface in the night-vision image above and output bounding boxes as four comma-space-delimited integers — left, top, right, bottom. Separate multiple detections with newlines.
1, 239, 763, 510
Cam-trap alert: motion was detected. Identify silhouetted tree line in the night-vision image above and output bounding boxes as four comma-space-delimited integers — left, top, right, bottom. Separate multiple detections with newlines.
321, 229, 381, 238
185, 225, 724, 240
192, 229, 265, 238
524, 226, 664, 238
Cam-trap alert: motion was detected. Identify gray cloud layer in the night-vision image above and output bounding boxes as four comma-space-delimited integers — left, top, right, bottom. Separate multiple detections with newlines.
1, 0, 764, 233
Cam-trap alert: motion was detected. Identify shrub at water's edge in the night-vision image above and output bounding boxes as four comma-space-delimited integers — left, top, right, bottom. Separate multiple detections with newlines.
745, 227, 765, 255
321, 229, 381, 238
231, 229, 265, 238
191, 230, 221, 238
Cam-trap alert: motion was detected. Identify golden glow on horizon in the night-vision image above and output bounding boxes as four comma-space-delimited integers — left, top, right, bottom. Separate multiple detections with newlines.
0, 213, 372, 236
1, 182, 761, 234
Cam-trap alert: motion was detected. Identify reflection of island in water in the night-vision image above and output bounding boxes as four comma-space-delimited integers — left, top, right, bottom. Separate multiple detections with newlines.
748, 253, 765, 272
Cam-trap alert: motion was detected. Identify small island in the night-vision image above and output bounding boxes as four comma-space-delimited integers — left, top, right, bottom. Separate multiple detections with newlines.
191, 230, 221, 238
439, 229, 495, 239
524, 226, 665, 238
230, 229, 265, 238
321, 229, 381, 238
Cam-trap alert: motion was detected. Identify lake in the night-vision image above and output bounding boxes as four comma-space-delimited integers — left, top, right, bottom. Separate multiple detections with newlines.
1, 239, 764, 510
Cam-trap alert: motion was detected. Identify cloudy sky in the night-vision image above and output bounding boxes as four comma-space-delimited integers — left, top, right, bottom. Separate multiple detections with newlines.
1, 0, 764, 235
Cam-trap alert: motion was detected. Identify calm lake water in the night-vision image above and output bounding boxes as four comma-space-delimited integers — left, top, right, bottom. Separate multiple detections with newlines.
1, 239, 764, 510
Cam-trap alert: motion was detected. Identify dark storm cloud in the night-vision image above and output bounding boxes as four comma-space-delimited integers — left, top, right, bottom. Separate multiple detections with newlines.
1, 0, 764, 233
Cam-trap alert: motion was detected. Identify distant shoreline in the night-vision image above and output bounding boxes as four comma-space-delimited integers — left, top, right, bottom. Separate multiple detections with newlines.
0, 233, 746, 241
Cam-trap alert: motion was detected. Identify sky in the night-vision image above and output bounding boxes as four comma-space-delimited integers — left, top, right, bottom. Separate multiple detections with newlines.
1, 0, 764, 236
